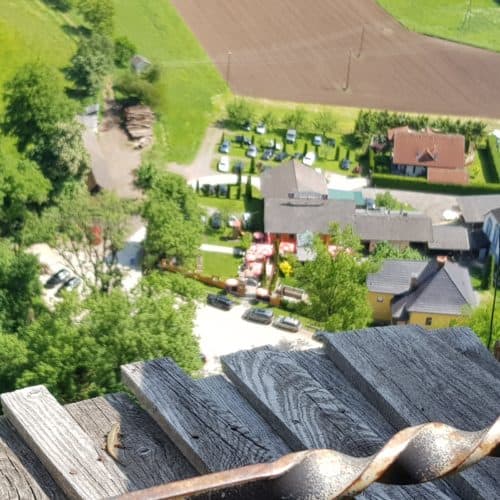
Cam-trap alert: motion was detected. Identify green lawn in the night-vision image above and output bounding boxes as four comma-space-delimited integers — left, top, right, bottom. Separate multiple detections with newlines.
377, 0, 500, 52
0, 0, 77, 115
112, 0, 227, 163
200, 251, 241, 280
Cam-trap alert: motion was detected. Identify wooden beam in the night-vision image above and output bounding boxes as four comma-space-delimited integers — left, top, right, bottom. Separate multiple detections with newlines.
1, 386, 127, 500
66, 393, 197, 490
121, 358, 278, 474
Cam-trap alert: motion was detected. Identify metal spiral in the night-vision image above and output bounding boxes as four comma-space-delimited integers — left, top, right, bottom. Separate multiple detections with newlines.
117, 417, 500, 500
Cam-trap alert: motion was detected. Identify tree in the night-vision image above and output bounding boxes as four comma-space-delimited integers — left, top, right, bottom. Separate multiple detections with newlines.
3, 63, 74, 151
294, 227, 372, 331
371, 241, 424, 262
312, 111, 337, 138
32, 120, 90, 191
261, 111, 279, 133
68, 32, 114, 95
0, 332, 28, 394
375, 191, 412, 211
226, 99, 254, 126
283, 107, 308, 131
142, 172, 203, 269
114, 36, 136, 67
77, 0, 114, 34
40, 186, 130, 293
454, 300, 500, 349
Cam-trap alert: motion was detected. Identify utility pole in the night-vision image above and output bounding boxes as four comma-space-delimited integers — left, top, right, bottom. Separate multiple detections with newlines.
357, 25, 365, 59
226, 50, 232, 87
343, 50, 352, 91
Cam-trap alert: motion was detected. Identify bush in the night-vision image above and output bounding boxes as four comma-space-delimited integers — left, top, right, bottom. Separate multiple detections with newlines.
114, 37, 136, 68
486, 136, 500, 183
372, 173, 500, 195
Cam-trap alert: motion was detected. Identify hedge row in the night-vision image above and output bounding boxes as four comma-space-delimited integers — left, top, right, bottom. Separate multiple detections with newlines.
371, 173, 500, 195
487, 135, 500, 184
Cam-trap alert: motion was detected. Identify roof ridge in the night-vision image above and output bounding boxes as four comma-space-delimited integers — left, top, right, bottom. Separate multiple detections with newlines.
442, 262, 473, 305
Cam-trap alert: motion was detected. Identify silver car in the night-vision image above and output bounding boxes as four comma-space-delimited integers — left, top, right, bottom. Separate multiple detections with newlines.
273, 316, 301, 332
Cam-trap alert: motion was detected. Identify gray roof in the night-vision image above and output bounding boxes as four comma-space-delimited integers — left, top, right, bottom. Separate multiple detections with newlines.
489, 207, 500, 223
367, 260, 428, 294
428, 224, 470, 251
354, 211, 433, 243
369, 259, 476, 316
261, 160, 328, 199
457, 195, 500, 223
264, 198, 355, 234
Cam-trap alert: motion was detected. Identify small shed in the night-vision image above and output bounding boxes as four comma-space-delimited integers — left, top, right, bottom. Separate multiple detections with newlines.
131, 54, 151, 74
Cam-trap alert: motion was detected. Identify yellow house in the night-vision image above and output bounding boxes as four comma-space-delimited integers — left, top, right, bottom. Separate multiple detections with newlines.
367, 257, 476, 329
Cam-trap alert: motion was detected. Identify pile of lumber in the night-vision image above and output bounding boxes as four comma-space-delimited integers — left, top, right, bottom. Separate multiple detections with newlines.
124, 105, 154, 147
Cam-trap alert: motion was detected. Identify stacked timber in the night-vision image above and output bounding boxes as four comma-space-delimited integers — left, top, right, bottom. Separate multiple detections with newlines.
124, 105, 154, 148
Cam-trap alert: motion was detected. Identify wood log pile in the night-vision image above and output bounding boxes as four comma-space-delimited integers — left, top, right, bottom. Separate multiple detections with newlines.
124, 105, 155, 148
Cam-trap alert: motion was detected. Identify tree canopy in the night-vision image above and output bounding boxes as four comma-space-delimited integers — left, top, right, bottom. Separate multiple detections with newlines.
226, 98, 254, 127
312, 111, 337, 137
77, 0, 114, 34
371, 241, 425, 262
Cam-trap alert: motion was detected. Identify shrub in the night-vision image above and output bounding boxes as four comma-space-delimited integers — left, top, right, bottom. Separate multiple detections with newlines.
372, 173, 500, 195
114, 36, 137, 68
487, 136, 500, 183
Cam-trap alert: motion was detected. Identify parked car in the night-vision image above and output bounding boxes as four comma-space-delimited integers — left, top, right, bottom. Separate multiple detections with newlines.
201, 183, 216, 196
45, 268, 71, 289
219, 140, 231, 154
242, 121, 252, 131
273, 316, 301, 332
218, 184, 229, 197
246, 145, 258, 158
218, 155, 230, 172
365, 198, 377, 210
312, 135, 323, 146
262, 148, 273, 160
210, 212, 223, 229
233, 161, 244, 174
56, 277, 81, 296
286, 129, 297, 143
233, 247, 246, 258
207, 293, 234, 311
256, 123, 266, 134
327, 138, 336, 147
341, 158, 351, 170
243, 307, 273, 325
244, 277, 260, 287
303, 151, 316, 166
235, 135, 251, 145
274, 151, 289, 162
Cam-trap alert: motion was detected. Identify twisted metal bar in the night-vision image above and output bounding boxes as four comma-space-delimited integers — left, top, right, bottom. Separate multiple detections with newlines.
117, 418, 500, 500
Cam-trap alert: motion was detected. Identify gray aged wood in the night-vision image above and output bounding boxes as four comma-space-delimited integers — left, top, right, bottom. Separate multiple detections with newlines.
66, 393, 197, 491
320, 325, 500, 500
195, 375, 291, 457
0, 417, 64, 500
121, 358, 278, 474
1, 385, 127, 500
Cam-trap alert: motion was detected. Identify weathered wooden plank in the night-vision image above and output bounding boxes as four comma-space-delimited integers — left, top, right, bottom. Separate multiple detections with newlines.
430, 326, 500, 380
0, 417, 64, 500
65, 392, 197, 491
1, 385, 127, 500
320, 325, 500, 499
289, 349, 461, 500
121, 358, 278, 474
195, 375, 291, 457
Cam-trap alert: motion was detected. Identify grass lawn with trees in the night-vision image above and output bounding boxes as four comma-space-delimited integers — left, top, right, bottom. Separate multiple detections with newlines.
377, 0, 500, 53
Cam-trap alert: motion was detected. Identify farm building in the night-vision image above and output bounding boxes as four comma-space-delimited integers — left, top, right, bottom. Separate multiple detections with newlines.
0, 325, 498, 498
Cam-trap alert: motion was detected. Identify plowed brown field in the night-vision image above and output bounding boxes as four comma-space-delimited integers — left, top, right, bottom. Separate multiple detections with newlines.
171, 0, 500, 119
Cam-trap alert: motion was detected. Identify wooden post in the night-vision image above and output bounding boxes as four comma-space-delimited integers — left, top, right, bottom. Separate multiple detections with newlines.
343, 50, 352, 91
357, 25, 365, 59
226, 50, 232, 86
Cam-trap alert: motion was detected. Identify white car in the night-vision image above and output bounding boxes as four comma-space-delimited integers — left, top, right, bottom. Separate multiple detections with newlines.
256, 123, 266, 134
218, 155, 230, 172
286, 129, 297, 143
303, 151, 316, 166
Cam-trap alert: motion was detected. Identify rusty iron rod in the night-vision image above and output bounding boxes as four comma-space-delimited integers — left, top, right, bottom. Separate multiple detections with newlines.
115, 418, 500, 500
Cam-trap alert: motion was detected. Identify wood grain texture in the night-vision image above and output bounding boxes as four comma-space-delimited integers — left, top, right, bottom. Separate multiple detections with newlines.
1, 385, 127, 500
320, 325, 500, 500
195, 375, 291, 457
0, 417, 64, 500
121, 358, 278, 474
66, 393, 197, 491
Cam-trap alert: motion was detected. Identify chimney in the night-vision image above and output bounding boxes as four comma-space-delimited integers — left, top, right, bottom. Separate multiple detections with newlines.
436, 255, 447, 267
410, 272, 418, 290
494, 340, 500, 362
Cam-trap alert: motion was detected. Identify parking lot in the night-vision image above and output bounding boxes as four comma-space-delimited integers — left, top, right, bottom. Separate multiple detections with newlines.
195, 302, 320, 375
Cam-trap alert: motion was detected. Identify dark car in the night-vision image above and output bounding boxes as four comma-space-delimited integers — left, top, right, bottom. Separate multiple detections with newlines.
218, 184, 229, 197
262, 148, 273, 160
210, 212, 222, 229
233, 161, 244, 174
45, 268, 71, 289
341, 159, 351, 170
234, 135, 244, 144
242, 121, 252, 131
274, 151, 289, 162
243, 307, 273, 325
207, 293, 234, 311
56, 276, 82, 296
327, 138, 336, 148
273, 316, 301, 332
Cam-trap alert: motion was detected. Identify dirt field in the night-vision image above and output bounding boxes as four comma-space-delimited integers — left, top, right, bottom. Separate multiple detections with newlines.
171, 0, 500, 119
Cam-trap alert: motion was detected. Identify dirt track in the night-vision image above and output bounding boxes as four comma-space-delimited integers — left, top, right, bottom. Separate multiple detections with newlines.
172, 0, 500, 119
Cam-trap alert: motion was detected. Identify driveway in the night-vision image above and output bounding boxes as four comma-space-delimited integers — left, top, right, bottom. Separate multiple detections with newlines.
195, 303, 320, 375
362, 188, 459, 223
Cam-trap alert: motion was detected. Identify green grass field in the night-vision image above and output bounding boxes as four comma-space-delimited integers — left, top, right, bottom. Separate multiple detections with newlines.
200, 251, 241, 279
113, 0, 227, 163
377, 0, 500, 52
